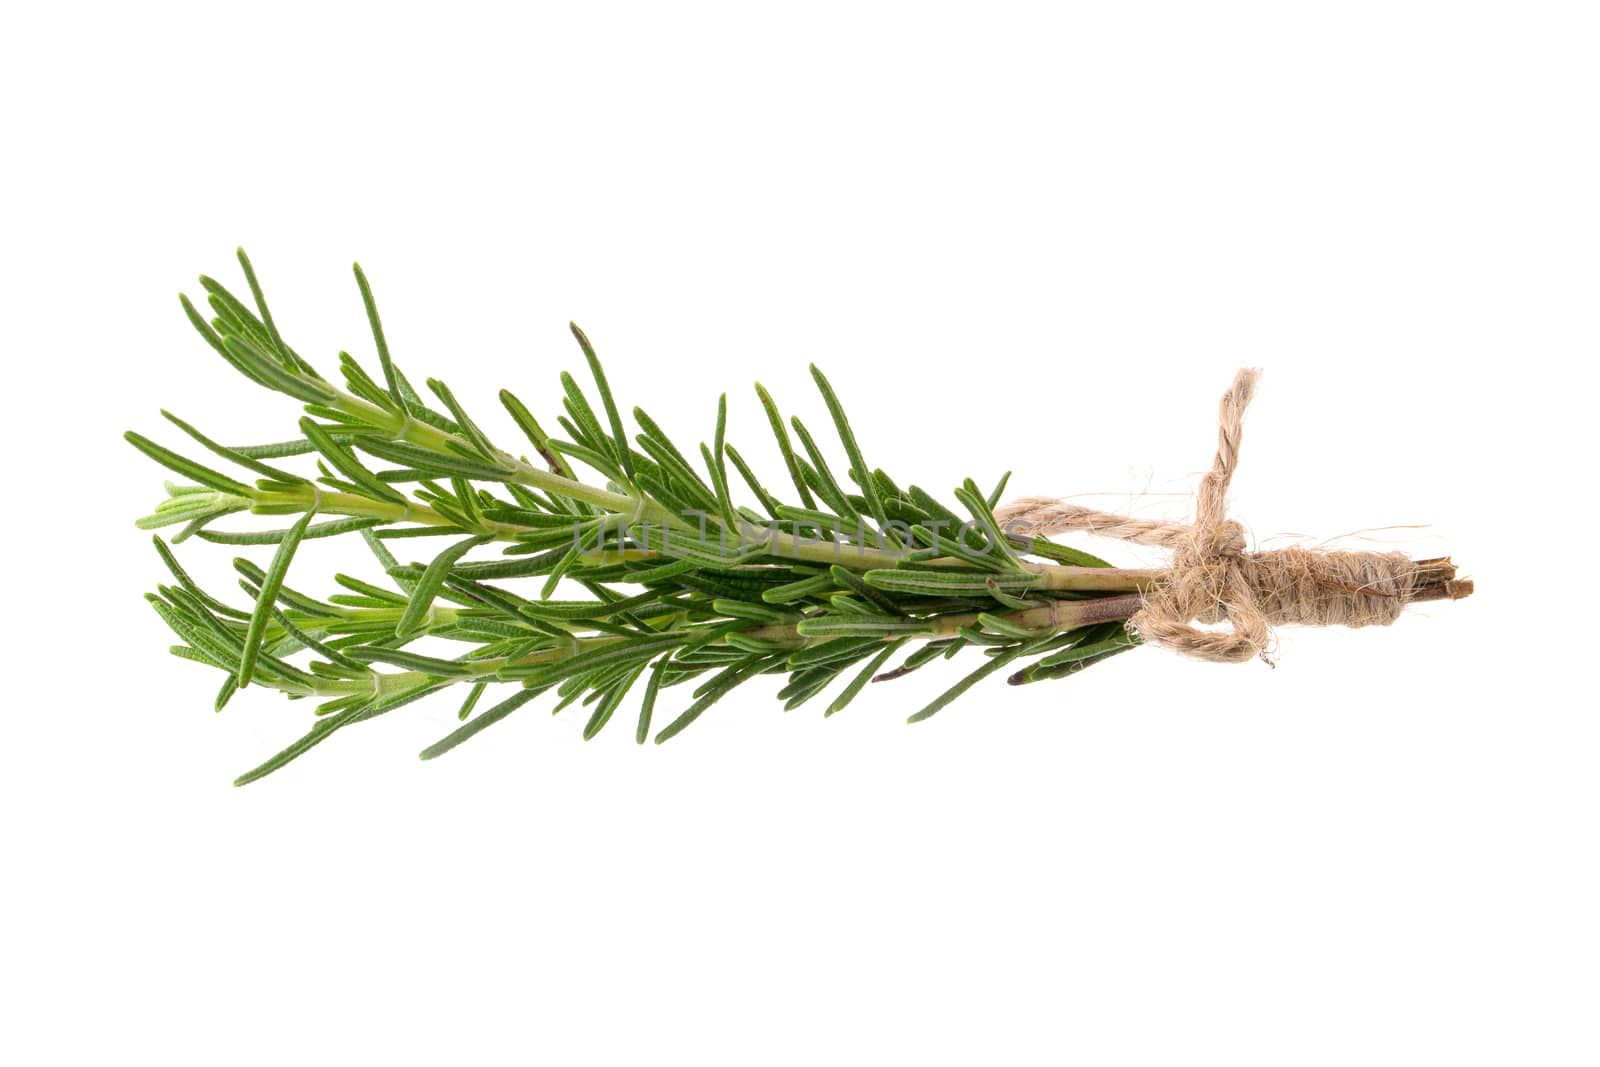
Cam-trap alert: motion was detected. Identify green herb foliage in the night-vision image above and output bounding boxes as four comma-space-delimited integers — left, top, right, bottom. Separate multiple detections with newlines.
132, 252, 1142, 783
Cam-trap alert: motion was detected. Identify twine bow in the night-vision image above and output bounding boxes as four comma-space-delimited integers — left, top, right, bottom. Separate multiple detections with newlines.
996, 369, 1441, 664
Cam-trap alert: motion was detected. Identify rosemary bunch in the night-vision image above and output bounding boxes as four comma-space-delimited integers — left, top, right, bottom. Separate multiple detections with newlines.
130, 251, 1156, 784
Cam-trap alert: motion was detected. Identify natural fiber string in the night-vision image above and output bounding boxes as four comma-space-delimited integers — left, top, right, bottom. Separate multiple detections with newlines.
995, 368, 1427, 664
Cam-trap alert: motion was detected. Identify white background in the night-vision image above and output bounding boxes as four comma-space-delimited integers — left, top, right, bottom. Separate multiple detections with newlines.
4, 3, 1596, 1064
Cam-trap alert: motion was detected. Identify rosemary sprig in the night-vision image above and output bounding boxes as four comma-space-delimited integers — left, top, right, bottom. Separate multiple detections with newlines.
131, 251, 1152, 784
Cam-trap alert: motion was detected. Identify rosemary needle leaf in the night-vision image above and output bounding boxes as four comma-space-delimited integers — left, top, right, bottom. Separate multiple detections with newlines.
418, 687, 544, 761
810, 364, 895, 544
353, 261, 403, 407
754, 383, 815, 509
789, 417, 858, 526
906, 643, 1029, 724
826, 640, 906, 717
396, 534, 494, 638
723, 442, 782, 517
152, 535, 250, 620
986, 471, 1013, 511
343, 647, 479, 678
500, 389, 578, 482
123, 432, 253, 497
235, 248, 312, 377
636, 654, 669, 745
238, 510, 315, 688
570, 323, 635, 482
159, 410, 306, 485
701, 440, 739, 532
653, 654, 775, 744
196, 516, 385, 545
233, 717, 343, 786
299, 417, 408, 505
457, 680, 489, 721
583, 661, 648, 740
426, 378, 498, 460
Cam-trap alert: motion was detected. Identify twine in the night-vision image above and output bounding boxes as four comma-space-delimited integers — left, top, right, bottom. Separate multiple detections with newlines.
995, 369, 1426, 664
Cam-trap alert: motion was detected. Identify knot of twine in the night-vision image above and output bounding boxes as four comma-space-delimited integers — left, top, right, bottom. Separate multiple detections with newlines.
995, 368, 1426, 664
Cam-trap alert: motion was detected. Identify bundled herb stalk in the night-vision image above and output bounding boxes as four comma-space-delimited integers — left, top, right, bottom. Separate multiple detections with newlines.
130, 252, 1472, 784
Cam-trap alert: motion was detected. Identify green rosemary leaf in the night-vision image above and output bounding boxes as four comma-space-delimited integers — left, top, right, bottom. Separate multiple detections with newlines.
709, 598, 792, 624
779, 666, 845, 711
178, 290, 238, 358
221, 334, 337, 404
236, 679, 452, 784
200, 277, 281, 362
196, 516, 385, 545
636, 654, 669, 744
583, 660, 648, 740
559, 370, 613, 465
905, 486, 964, 541
151, 536, 250, 621
269, 608, 367, 673
631, 406, 696, 472
239, 510, 315, 688
299, 418, 409, 505
235, 248, 319, 378
653, 654, 776, 744
338, 351, 399, 413
335, 572, 419, 605
227, 438, 319, 459
723, 442, 782, 518
810, 364, 896, 546
124, 432, 254, 497
862, 568, 1040, 597
352, 261, 404, 408
426, 378, 497, 460
906, 642, 1030, 724
343, 646, 479, 678
827, 564, 905, 615
875, 638, 962, 682
701, 440, 739, 532
519, 588, 662, 621
982, 577, 1042, 611
975, 612, 1054, 640
159, 410, 305, 485
825, 639, 906, 717
788, 417, 859, 526
1010, 534, 1115, 569
539, 544, 580, 600
500, 389, 579, 484
355, 436, 512, 483
635, 432, 719, 513
393, 366, 462, 434
456, 680, 489, 721
395, 534, 494, 638
785, 634, 885, 669
1009, 626, 1139, 685
233, 716, 344, 786
550, 437, 626, 483
953, 481, 1020, 570
986, 471, 1013, 511
761, 572, 836, 604
754, 382, 815, 509
497, 632, 684, 685
413, 692, 522, 756
233, 558, 339, 617
794, 614, 933, 638
570, 323, 635, 482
